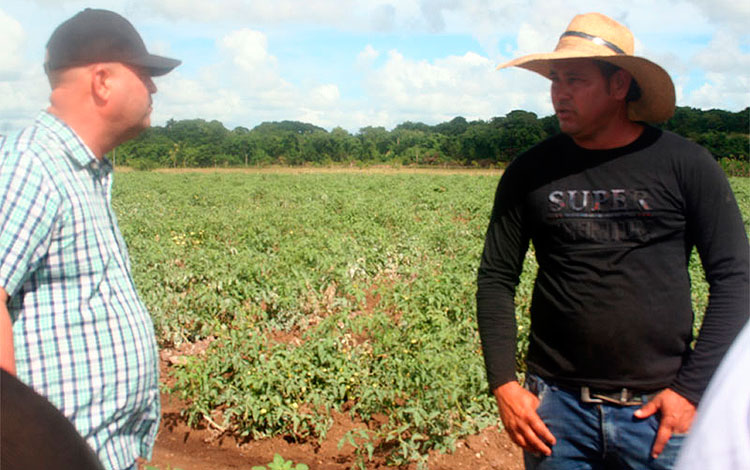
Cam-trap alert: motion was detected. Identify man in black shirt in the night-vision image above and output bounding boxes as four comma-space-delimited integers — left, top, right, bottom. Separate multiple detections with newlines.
476, 12, 749, 470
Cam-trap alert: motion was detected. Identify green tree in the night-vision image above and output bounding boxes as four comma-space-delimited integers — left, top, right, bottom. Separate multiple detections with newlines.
329, 127, 360, 162
435, 116, 468, 136
357, 126, 392, 161
497, 110, 545, 161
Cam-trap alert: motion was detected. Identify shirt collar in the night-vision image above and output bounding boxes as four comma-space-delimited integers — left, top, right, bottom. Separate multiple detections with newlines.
36, 111, 105, 172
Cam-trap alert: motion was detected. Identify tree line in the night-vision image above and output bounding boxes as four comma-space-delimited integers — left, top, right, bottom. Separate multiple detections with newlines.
117, 106, 748, 172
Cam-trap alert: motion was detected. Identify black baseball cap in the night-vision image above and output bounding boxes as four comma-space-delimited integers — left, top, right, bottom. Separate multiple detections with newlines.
45, 8, 181, 77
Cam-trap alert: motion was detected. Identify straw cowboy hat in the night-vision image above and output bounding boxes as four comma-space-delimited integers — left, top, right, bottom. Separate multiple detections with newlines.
498, 12, 675, 123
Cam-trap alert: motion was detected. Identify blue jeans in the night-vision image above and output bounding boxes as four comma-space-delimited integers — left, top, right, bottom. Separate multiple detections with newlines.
523, 375, 685, 470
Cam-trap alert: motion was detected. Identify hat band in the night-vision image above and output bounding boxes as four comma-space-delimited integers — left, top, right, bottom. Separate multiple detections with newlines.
560, 31, 626, 55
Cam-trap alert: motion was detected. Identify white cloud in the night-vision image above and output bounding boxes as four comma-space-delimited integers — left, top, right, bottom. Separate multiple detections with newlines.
0, 9, 26, 79
360, 49, 552, 128
513, 20, 559, 57
144, 0, 243, 22
217, 28, 295, 96
693, 31, 750, 74
221, 29, 276, 73
308, 84, 340, 107
419, 0, 455, 32
149, 39, 178, 59
0, 8, 49, 133
670, 13, 749, 111
0, 75, 50, 133
687, 73, 750, 111
137, 0, 750, 121
150, 27, 348, 131
356, 45, 380, 69
618, 1, 712, 36
370, 3, 398, 31
142, 0, 409, 31
685, 0, 750, 31
1, 0, 748, 136
151, 73, 242, 124
25, 0, 103, 6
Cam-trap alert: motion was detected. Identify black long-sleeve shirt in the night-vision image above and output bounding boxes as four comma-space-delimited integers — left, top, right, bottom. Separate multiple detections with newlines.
476, 126, 749, 404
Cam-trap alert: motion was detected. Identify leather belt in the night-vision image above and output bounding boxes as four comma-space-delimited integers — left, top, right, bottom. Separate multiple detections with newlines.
580, 386, 660, 406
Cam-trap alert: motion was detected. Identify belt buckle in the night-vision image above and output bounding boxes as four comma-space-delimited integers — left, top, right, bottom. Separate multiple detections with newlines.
580, 386, 604, 404
581, 386, 642, 406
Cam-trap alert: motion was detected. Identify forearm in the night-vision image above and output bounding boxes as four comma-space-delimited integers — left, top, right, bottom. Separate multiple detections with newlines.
0, 288, 16, 375
672, 275, 749, 404
477, 280, 520, 391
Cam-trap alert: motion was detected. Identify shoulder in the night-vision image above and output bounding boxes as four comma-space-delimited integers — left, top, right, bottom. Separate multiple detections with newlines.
1, 128, 38, 170
0, 125, 63, 195
2, 122, 60, 162
504, 133, 569, 177
651, 129, 729, 184
520, 133, 570, 160
648, 128, 715, 162
493, 134, 569, 205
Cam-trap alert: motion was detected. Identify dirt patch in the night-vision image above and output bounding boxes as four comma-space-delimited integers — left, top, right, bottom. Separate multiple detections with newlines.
427, 427, 523, 470
146, 359, 523, 470
266, 327, 305, 346
147, 397, 522, 470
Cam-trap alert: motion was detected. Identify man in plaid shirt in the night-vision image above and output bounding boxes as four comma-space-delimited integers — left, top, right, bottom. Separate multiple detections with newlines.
0, 9, 179, 470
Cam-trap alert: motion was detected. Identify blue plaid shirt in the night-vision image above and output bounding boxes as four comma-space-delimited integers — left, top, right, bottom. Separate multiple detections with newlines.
0, 112, 160, 470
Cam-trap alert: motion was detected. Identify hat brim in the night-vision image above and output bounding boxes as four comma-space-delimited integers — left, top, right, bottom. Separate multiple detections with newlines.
499, 51, 675, 124
130, 54, 182, 77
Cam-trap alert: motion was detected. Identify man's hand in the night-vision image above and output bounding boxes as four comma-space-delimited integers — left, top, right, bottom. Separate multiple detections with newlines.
634, 388, 695, 459
493, 381, 556, 456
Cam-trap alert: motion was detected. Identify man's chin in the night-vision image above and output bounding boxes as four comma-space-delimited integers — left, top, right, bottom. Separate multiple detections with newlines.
120, 122, 149, 142
558, 121, 577, 136
137, 117, 151, 133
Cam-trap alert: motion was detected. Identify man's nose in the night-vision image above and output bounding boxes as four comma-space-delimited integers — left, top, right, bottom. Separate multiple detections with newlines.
146, 76, 157, 94
551, 82, 570, 101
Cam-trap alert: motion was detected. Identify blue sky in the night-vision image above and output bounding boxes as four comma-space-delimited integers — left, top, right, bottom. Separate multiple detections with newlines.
1, 0, 748, 134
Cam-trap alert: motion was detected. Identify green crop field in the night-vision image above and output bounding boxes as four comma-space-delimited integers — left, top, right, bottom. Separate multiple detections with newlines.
114, 170, 749, 468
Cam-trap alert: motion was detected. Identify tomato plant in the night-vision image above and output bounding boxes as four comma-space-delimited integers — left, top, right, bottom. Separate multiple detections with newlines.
114, 170, 746, 467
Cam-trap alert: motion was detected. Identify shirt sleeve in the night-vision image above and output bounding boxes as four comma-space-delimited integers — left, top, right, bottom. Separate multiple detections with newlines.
674, 320, 750, 469
0, 145, 61, 302
670, 148, 750, 404
476, 161, 531, 392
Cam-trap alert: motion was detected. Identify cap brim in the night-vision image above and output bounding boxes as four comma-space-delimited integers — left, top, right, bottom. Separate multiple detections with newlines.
132, 54, 181, 77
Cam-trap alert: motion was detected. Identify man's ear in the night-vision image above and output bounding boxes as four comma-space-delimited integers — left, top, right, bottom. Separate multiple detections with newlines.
90, 64, 113, 105
611, 69, 632, 100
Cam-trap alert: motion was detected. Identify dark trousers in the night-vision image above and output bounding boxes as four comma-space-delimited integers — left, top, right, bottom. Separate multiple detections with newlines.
1, 369, 105, 470
524, 375, 685, 470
